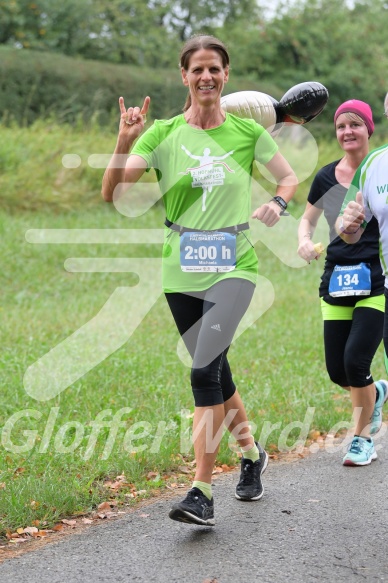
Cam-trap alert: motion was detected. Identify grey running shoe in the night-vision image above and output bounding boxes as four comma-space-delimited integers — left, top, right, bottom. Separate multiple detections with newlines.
169, 487, 215, 526
235, 441, 269, 501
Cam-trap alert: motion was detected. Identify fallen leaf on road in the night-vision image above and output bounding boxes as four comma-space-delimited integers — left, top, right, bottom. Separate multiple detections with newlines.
146, 472, 159, 480
62, 519, 77, 527
177, 466, 192, 474
97, 501, 117, 512
104, 474, 133, 491
31, 530, 48, 538
22, 527, 39, 535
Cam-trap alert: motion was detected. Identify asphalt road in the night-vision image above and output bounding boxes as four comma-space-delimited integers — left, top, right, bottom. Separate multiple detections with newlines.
1, 432, 388, 583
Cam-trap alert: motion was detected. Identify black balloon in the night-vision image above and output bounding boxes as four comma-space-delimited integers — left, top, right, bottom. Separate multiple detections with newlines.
278, 81, 329, 124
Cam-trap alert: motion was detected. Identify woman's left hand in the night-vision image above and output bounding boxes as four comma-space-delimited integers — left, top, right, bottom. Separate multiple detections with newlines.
252, 201, 281, 227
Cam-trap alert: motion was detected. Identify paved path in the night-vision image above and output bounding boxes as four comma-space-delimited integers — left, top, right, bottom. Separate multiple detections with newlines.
1, 434, 388, 583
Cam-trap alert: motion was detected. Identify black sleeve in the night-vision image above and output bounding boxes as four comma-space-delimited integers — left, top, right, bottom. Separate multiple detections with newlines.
308, 170, 326, 208
307, 160, 339, 209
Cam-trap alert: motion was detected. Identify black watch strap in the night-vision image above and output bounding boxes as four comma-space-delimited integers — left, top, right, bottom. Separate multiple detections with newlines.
272, 196, 289, 216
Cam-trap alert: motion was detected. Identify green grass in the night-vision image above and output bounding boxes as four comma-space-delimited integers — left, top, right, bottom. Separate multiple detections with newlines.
0, 119, 387, 537
1, 204, 386, 537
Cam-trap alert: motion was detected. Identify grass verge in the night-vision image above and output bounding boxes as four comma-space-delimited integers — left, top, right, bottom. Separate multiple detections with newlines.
1, 205, 385, 539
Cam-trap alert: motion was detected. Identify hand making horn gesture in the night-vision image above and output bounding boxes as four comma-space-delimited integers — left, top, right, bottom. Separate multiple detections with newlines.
119, 95, 150, 136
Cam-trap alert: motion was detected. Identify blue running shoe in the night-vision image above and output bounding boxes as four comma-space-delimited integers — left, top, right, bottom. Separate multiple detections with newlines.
343, 436, 377, 466
370, 380, 388, 436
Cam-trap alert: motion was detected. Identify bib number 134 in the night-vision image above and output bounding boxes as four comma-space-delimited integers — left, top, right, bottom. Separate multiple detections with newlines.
328, 262, 371, 297
336, 272, 359, 286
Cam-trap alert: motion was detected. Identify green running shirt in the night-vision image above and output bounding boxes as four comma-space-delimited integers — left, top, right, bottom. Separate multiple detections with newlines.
131, 113, 278, 292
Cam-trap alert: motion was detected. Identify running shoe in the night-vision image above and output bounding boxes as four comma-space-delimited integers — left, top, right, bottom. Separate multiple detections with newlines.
370, 379, 388, 435
235, 441, 269, 501
169, 487, 215, 526
343, 436, 377, 466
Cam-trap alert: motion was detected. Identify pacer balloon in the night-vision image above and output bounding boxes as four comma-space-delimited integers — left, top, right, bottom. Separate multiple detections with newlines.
278, 81, 329, 124
221, 81, 329, 129
220, 91, 280, 129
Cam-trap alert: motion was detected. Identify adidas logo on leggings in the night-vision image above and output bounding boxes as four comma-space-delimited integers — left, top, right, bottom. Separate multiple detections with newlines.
211, 324, 221, 332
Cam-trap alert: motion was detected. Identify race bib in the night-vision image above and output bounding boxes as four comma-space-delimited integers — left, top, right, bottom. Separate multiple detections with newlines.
180, 231, 236, 272
329, 263, 371, 297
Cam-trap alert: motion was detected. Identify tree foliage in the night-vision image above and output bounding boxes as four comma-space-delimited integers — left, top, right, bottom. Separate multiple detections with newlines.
0, 0, 387, 124
246, 0, 388, 120
0, 0, 259, 64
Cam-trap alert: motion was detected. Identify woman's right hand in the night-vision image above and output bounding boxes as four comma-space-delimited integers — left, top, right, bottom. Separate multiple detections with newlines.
119, 95, 150, 137
297, 238, 320, 263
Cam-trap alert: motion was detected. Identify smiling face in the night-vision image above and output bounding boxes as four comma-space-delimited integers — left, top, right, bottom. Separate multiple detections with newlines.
181, 48, 229, 109
335, 112, 369, 153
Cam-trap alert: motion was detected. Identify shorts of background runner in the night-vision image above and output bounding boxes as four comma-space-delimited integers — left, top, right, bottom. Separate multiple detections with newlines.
321, 295, 385, 321
321, 296, 384, 387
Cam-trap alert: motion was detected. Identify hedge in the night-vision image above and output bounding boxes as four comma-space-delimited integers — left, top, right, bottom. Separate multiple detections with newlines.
0, 46, 282, 126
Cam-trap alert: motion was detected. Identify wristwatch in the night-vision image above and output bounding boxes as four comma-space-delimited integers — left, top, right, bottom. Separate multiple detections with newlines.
271, 196, 289, 216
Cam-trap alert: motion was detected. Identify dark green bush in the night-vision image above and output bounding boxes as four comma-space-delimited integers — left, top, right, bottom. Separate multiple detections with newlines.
0, 46, 285, 126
